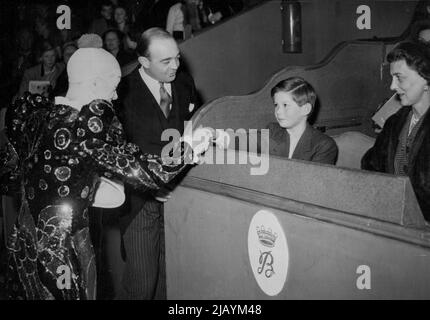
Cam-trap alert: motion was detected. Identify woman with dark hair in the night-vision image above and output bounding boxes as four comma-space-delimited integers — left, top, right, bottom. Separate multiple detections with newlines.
113, 4, 138, 52
362, 41, 430, 220
113, 4, 131, 34
102, 29, 136, 67
88, 1, 115, 37
16, 40, 65, 99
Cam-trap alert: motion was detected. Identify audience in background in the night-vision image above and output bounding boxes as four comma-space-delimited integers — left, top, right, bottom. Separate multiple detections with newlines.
2, 0, 246, 107
114, 4, 130, 34
16, 40, 64, 99
113, 4, 138, 51
362, 41, 430, 220
103, 29, 136, 67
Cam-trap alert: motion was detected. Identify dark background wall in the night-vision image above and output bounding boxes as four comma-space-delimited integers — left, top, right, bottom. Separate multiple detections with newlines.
180, 0, 418, 102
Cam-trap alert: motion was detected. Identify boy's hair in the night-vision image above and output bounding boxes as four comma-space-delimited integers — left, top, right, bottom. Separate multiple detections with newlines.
270, 77, 317, 115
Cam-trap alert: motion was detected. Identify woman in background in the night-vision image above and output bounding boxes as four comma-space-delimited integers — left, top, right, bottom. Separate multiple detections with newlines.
102, 29, 136, 67
113, 4, 137, 52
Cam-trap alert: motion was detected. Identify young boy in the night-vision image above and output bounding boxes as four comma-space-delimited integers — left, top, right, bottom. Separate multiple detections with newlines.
268, 77, 338, 164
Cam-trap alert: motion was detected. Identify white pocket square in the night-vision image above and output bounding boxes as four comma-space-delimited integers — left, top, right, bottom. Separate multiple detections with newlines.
189, 103, 195, 112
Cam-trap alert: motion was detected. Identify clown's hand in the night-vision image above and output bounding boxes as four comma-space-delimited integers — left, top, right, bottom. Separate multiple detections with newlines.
213, 129, 230, 150
183, 126, 215, 163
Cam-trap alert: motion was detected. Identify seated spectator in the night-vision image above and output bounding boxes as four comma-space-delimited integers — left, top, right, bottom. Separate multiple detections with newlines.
266, 77, 338, 164
102, 29, 136, 67
114, 4, 131, 34
113, 4, 138, 51
88, 1, 115, 37
16, 40, 65, 99
362, 41, 430, 220
51, 41, 78, 98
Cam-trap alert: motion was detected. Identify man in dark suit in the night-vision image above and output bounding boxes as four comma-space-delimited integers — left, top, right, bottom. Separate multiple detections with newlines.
117, 28, 199, 299
362, 42, 430, 220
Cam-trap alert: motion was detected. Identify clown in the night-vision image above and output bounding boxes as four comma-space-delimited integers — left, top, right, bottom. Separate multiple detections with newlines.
1, 34, 214, 300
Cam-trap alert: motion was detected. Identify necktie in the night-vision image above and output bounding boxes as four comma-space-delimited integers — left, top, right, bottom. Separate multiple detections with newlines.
159, 82, 172, 119
408, 113, 420, 136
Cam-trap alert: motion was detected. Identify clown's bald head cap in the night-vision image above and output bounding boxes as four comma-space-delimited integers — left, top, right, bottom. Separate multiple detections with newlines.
67, 34, 121, 84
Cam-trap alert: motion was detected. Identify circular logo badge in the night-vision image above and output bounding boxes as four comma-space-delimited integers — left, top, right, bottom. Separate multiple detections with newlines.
248, 210, 289, 296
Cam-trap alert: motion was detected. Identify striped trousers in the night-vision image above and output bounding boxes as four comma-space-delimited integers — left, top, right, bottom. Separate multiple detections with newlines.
118, 199, 166, 300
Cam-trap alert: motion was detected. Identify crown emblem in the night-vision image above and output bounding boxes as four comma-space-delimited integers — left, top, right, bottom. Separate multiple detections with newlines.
256, 225, 277, 248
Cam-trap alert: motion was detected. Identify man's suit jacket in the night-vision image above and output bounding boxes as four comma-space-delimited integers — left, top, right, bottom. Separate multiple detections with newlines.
117, 67, 199, 223
362, 106, 430, 220
266, 122, 338, 165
